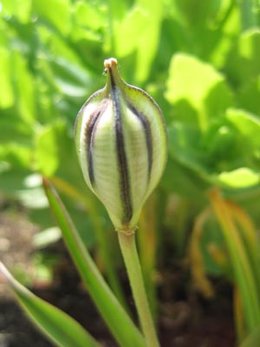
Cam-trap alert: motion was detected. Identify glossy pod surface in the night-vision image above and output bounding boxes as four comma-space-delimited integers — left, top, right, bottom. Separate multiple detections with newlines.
75, 58, 167, 232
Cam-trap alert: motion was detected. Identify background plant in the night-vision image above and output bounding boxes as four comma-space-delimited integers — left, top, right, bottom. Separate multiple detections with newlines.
0, 0, 260, 346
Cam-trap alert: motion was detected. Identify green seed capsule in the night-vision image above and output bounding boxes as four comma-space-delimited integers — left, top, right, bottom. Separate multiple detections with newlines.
75, 58, 167, 233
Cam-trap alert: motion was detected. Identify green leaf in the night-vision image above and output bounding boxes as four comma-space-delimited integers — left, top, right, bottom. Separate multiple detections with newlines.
0, 143, 32, 168
0, 47, 14, 108
174, 0, 221, 28
12, 52, 36, 125
165, 53, 233, 130
32, 0, 71, 34
73, 1, 105, 31
50, 57, 91, 97
240, 326, 260, 347
210, 190, 260, 332
115, 0, 163, 82
200, 217, 228, 277
43, 178, 145, 347
161, 157, 208, 198
239, 0, 259, 30
0, 0, 31, 23
202, 121, 241, 169
238, 77, 260, 115
225, 29, 260, 87
0, 262, 99, 347
0, 167, 30, 196
35, 125, 59, 176
226, 108, 260, 149
168, 122, 205, 172
34, 121, 81, 179
218, 167, 259, 189
167, 122, 211, 187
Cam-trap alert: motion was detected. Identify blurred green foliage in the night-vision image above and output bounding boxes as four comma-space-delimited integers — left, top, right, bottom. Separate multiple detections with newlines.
0, 0, 259, 283
0, 0, 260, 344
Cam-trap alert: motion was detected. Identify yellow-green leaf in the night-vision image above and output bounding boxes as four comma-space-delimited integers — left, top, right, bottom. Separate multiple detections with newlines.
218, 168, 259, 188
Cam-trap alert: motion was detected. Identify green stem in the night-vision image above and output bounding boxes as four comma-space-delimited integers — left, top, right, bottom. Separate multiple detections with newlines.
118, 231, 160, 347
89, 205, 129, 309
138, 194, 159, 320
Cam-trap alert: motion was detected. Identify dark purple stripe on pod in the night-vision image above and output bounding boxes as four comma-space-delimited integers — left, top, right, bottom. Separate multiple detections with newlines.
85, 100, 108, 186
109, 68, 133, 224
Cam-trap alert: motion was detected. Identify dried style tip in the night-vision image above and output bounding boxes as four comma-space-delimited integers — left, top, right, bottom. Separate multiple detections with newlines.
104, 57, 118, 71
75, 58, 167, 232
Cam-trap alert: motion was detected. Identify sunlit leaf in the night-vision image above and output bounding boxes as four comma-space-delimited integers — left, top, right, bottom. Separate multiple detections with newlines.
34, 125, 59, 176
115, 0, 163, 82
0, 0, 31, 23
74, 1, 105, 31
33, 0, 71, 34
165, 53, 233, 130
0, 47, 14, 108
218, 167, 259, 188
0, 144, 32, 168
12, 52, 36, 124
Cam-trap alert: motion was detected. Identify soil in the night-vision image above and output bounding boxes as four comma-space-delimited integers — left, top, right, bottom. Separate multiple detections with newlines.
0, 208, 236, 347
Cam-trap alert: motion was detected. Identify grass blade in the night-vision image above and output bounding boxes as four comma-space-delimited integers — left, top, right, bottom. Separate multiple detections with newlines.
50, 176, 128, 309
240, 325, 260, 347
0, 262, 99, 347
209, 189, 260, 332
42, 177, 145, 347
189, 208, 215, 298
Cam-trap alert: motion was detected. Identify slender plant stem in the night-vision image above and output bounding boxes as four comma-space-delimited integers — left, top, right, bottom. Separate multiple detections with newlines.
118, 231, 160, 347
138, 194, 158, 320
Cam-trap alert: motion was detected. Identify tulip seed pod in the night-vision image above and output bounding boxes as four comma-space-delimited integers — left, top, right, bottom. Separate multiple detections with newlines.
75, 58, 167, 232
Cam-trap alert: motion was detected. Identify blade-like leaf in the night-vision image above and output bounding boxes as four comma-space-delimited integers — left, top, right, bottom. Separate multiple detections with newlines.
0, 262, 99, 347
240, 326, 260, 347
42, 178, 145, 347
209, 190, 260, 331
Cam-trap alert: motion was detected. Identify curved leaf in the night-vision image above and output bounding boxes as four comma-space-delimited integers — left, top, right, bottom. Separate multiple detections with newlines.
240, 326, 260, 347
0, 262, 99, 347
42, 178, 145, 347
